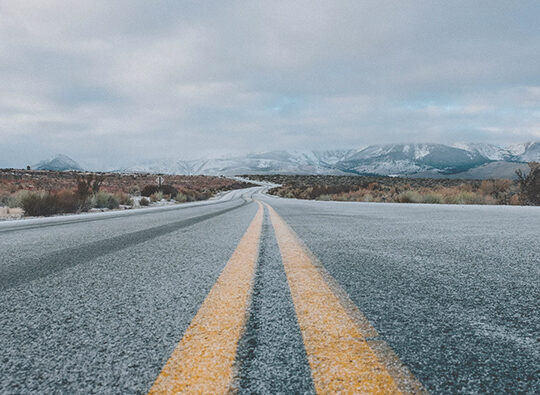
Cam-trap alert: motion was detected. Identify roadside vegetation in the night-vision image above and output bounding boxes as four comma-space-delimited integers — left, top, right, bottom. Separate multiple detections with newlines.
246, 163, 540, 206
515, 162, 540, 205
0, 169, 254, 217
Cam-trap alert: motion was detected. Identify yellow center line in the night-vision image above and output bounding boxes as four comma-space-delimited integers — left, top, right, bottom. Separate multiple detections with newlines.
148, 202, 264, 394
264, 202, 426, 394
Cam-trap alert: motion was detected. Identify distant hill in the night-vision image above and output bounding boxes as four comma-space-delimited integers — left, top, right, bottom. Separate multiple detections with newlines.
336, 144, 489, 176
118, 142, 539, 179
34, 154, 83, 171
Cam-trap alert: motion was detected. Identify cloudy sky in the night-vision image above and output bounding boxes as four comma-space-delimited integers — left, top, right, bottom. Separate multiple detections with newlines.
1, 1, 539, 169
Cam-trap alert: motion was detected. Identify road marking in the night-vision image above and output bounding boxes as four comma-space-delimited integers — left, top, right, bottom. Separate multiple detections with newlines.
148, 202, 263, 394
264, 202, 426, 394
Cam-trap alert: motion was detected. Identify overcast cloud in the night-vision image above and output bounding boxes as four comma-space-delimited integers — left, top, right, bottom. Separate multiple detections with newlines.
1, 0, 539, 168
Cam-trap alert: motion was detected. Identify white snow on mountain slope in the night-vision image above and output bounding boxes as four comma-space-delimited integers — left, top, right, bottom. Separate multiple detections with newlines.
313, 149, 359, 165
453, 143, 511, 161
336, 143, 487, 176
507, 142, 528, 156
119, 151, 347, 176
414, 144, 431, 160
507, 142, 540, 161
113, 142, 539, 178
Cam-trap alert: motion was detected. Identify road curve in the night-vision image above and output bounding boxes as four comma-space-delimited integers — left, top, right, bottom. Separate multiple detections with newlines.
1, 187, 538, 393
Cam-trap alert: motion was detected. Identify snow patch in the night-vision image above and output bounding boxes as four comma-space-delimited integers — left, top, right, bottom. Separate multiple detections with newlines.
414, 145, 430, 160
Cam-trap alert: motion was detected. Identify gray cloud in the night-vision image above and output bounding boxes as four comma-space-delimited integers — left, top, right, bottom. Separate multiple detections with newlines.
1, 0, 539, 168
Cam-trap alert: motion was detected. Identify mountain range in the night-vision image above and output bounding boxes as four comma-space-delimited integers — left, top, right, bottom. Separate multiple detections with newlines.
32, 142, 539, 179
120, 142, 539, 179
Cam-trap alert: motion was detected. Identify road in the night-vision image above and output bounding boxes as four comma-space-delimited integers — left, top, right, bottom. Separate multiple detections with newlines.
1, 187, 538, 394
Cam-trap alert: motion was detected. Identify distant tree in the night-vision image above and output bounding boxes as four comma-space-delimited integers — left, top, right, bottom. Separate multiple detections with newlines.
77, 175, 90, 200
77, 174, 91, 199
76, 173, 105, 199
92, 175, 104, 194
516, 162, 540, 205
26, 165, 31, 170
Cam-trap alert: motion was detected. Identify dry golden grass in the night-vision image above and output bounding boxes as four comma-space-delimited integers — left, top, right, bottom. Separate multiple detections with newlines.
0, 169, 256, 216
259, 175, 523, 206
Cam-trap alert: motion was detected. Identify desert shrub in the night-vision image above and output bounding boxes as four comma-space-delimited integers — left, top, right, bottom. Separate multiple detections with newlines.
363, 194, 374, 202
175, 192, 187, 203
346, 190, 367, 201
397, 191, 422, 203
108, 195, 120, 209
140, 197, 150, 206
77, 177, 91, 200
92, 191, 108, 208
479, 180, 494, 195
421, 193, 443, 204
509, 194, 521, 205
150, 191, 164, 202
107, 195, 120, 209
92, 191, 120, 209
443, 193, 462, 204
141, 185, 160, 197
76, 173, 104, 199
479, 179, 512, 196
141, 184, 178, 198
0, 193, 21, 208
367, 182, 379, 190
79, 197, 93, 212
20, 192, 52, 216
317, 194, 332, 201
174, 187, 210, 202
304, 186, 314, 198
483, 195, 497, 205
160, 184, 178, 198
19, 190, 79, 216
195, 190, 211, 200
516, 162, 540, 205
444, 191, 486, 205
252, 174, 519, 205
91, 175, 105, 193
54, 190, 80, 213
459, 183, 473, 192
116, 192, 134, 206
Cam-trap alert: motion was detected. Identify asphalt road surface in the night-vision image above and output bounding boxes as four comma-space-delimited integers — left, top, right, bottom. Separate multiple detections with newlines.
1, 187, 538, 394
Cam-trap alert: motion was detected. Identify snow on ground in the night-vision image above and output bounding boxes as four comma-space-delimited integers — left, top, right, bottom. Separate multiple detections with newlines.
0, 207, 23, 221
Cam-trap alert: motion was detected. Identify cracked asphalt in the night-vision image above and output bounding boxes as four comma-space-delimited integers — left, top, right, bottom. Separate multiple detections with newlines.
1, 188, 538, 393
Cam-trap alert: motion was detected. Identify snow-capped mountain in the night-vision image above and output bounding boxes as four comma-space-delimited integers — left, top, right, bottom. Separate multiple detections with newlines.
506, 142, 540, 162
337, 144, 490, 175
120, 150, 356, 176
34, 154, 83, 171
452, 143, 512, 161
454, 142, 540, 163
118, 142, 539, 178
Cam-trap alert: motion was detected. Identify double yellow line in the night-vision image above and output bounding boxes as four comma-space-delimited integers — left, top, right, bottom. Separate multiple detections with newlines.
148, 201, 425, 394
